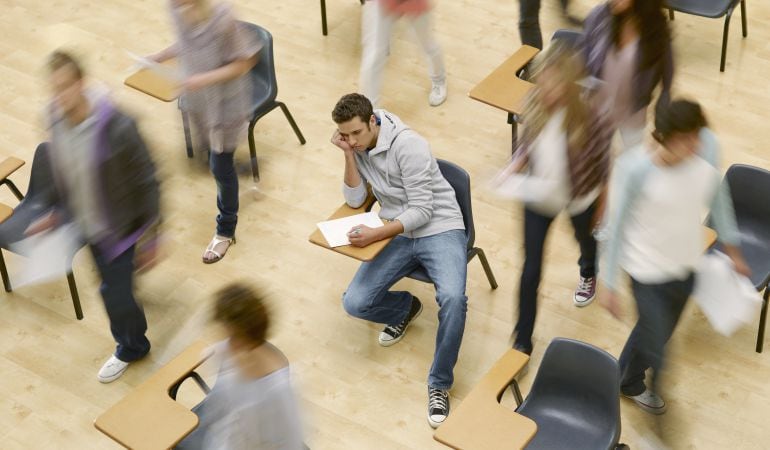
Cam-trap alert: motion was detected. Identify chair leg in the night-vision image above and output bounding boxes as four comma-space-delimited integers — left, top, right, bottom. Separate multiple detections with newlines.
720, 8, 735, 72
756, 288, 769, 353
741, 0, 747, 37
247, 120, 260, 183
66, 270, 84, 320
474, 247, 498, 290
668, 8, 674, 20
0, 249, 11, 293
277, 102, 306, 145
508, 113, 519, 154
181, 110, 194, 158
508, 380, 524, 406
320, 0, 328, 36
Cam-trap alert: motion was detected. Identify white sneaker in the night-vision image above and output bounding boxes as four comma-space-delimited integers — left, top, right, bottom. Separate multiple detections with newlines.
98, 355, 130, 383
624, 389, 667, 415
429, 82, 447, 106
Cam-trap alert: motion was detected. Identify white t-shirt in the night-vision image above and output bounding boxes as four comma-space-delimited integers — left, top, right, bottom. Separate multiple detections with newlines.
528, 109, 600, 217
621, 153, 721, 284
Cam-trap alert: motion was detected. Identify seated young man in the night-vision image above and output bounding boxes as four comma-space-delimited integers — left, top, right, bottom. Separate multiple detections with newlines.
329, 93, 467, 428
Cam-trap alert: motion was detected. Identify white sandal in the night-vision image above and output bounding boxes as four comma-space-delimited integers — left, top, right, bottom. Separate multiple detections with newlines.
202, 235, 236, 264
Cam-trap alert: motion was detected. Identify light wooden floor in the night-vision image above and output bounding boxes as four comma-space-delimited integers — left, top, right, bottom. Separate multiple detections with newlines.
1, 0, 769, 448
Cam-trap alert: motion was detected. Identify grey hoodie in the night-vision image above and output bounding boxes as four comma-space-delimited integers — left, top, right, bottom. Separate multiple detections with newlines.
343, 109, 465, 239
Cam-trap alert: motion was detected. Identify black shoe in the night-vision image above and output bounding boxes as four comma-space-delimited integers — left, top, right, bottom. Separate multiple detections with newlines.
378, 296, 422, 347
427, 387, 450, 429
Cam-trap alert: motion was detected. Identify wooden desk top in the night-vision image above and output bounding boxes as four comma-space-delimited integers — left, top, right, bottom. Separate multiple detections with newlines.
0, 203, 13, 223
124, 61, 180, 102
703, 226, 717, 250
94, 342, 213, 450
469, 45, 539, 115
0, 156, 25, 181
434, 349, 537, 450
309, 196, 393, 262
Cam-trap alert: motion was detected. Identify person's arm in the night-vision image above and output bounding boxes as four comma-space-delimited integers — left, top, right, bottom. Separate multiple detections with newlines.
183, 56, 257, 92
147, 44, 179, 63
331, 131, 367, 208
392, 136, 434, 233
699, 128, 751, 277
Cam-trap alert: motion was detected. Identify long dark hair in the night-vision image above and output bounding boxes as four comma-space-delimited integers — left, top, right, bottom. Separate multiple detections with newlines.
611, 0, 670, 71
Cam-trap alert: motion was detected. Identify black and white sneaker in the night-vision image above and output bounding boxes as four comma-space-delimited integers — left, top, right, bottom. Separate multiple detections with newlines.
378, 296, 422, 347
427, 387, 450, 428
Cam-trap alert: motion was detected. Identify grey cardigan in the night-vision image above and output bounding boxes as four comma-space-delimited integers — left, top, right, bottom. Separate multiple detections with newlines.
343, 110, 465, 239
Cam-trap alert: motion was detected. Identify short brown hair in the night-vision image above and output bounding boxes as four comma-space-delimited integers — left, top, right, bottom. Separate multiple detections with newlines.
213, 282, 270, 345
47, 50, 84, 79
332, 93, 374, 124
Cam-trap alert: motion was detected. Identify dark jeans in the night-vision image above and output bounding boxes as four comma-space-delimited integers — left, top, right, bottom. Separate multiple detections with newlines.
91, 244, 150, 362
518, 0, 542, 49
619, 274, 695, 396
514, 204, 598, 348
209, 151, 239, 238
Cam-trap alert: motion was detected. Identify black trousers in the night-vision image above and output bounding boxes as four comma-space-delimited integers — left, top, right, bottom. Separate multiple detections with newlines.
514, 203, 598, 348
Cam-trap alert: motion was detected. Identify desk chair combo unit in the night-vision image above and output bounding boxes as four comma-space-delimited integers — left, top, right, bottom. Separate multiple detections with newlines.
180, 22, 306, 182
0, 144, 83, 320
434, 338, 629, 450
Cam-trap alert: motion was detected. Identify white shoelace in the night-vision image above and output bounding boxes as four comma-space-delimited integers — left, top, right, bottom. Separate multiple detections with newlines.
576, 277, 594, 296
428, 389, 448, 411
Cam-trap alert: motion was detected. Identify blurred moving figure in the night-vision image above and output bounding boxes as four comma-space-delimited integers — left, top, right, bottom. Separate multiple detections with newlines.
176, 283, 304, 450
518, 0, 582, 50
150, 0, 260, 264
498, 43, 611, 356
33, 50, 160, 383
581, 0, 674, 150
600, 100, 750, 432
360, 0, 447, 107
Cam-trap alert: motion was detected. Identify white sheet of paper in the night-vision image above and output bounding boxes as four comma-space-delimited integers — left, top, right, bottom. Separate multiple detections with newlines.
317, 212, 385, 247
8, 224, 82, 289
488, 172, 558, 203
126, 51, 182, 83
693, 251, 762, 336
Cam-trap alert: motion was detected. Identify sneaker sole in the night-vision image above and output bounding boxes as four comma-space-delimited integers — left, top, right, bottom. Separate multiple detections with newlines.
427, 415, 445, 429
378, 302, 423, 347
573, 293, 596, 307
98, 366, 128, 384
622, 394, 667, 415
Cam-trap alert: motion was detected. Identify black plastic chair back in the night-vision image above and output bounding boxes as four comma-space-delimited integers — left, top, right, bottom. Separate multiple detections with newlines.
550, 29, 583, 48
238, 22, 278, 118
0, 143, 56, 247
518, 338, 621, 449
723, 164, 770, 289
436, 159, 474, 250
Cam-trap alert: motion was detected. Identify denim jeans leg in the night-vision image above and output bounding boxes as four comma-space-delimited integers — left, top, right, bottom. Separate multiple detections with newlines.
91, 245, 150, 362
518, 0, 543, 49
569, 202, 599, 278
415, 229, 468, 390
209, 151, 239, 238
619, 275, 694, 395
515, 208, 554, 348
342, 236, 421, 325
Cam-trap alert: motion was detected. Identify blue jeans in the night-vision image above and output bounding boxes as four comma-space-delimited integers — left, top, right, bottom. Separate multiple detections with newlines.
342, 229, 468, 390
619, 274, 694, 396
209, 151, 238, 238
91, 245, 151, 362
514, 204, 598, 349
